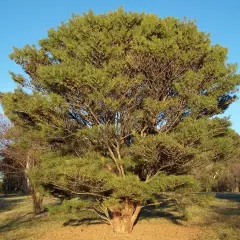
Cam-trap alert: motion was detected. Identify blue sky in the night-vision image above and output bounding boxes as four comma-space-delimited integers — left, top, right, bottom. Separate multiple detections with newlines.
0, 0, 239, 132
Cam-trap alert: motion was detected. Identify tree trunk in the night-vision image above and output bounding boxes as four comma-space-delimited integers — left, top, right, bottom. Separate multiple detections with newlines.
109, 200, 141, 233
31, 186, 43, 215
22, 175, 30, 194
234, 177, 239, 193
25, 157, 43, 214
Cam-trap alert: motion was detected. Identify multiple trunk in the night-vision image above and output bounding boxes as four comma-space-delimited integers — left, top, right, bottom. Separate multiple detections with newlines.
109, 200, 142, 233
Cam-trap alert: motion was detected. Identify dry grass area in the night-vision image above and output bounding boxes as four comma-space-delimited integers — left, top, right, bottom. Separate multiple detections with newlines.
0, 194, 239, 240
40, 223, 202, 240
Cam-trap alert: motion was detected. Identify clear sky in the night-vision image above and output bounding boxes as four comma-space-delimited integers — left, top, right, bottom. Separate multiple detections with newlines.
0, 0, 239, 132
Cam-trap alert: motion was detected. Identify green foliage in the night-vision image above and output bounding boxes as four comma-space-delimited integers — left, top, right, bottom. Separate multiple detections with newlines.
1, 8, 240, 222
47, 198, 98, 215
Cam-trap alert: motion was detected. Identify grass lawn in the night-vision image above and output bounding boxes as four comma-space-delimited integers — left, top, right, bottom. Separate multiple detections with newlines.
0, 193, 239, 240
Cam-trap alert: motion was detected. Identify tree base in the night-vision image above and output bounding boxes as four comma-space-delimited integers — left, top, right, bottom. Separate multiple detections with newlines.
109, 200, 141, 233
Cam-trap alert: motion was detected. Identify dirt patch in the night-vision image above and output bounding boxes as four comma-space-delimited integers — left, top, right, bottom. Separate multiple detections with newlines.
39, 223, 202, 240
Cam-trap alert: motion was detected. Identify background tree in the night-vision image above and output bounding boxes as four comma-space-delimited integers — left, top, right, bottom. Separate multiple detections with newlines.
0, 115, 21, 195
216, 162, 240, 192
0, 115, 45, 214
1, 9, 240, 233
193, 129, 240, 192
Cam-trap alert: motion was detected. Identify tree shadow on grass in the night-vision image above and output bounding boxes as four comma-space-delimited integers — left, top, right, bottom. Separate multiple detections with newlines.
63, 200, 184, 228
0, 212, 33, 233
63, 217, 103, 227
210, 193, 240, 222
0, 194, 28, 213
0, 194, 39, 238
210, 204, 240, 217
139, 201, 184, 225
201, 198, 240, 232
215, 193, 240, 202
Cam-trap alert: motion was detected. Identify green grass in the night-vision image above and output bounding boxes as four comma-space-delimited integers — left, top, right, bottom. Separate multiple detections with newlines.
0, 193, 239, 240
0, 195, 57, 240
183, 196, 240, 240
199, 199, 240, 240
0, 195, 101, 239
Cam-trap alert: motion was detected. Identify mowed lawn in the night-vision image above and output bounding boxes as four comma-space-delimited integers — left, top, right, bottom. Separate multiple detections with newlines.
0, 194, 239, 240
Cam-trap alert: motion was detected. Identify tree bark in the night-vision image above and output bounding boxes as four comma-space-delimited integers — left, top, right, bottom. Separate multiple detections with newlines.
22, 175, 30, 194
109, 200, 141, 233
234, 177, 239, 192
31, 186, 43, 215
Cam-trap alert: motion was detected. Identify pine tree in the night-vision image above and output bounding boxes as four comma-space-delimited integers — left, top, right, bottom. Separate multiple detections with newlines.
1, 9, 240, 232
